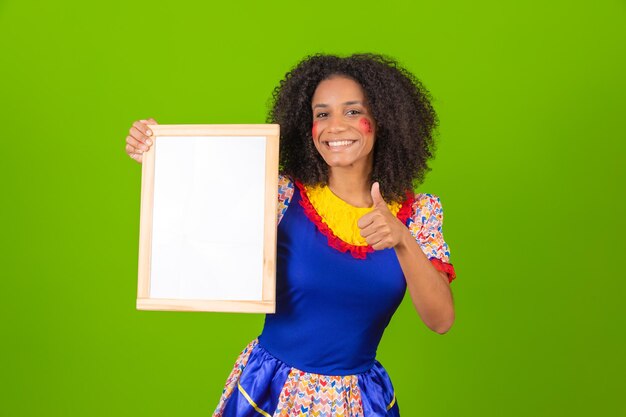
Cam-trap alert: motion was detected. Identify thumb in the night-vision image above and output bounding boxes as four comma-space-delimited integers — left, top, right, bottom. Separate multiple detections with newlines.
371, 182, 386, 208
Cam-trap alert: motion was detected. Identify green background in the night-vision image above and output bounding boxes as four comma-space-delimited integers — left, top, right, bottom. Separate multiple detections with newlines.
1, 0, 624, 416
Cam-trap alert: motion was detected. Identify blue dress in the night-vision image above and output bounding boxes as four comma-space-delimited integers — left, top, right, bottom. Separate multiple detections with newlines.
213, 177, 455, 417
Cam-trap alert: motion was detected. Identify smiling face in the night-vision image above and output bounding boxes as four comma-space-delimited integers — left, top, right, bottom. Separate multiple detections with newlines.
311, 76, 376, 172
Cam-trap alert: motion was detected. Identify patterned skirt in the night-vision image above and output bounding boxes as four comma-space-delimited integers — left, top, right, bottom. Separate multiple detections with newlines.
212, 339, 400, 417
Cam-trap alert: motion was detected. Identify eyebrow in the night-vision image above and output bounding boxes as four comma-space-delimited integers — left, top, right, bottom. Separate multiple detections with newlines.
312, 100, 364, 109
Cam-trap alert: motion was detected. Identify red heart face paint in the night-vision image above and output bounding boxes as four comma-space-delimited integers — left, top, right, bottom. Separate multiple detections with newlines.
359, 117, 373, 134
312, 121, 318, 139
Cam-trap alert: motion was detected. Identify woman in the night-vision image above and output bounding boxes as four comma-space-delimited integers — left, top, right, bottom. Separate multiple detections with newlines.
125, 53, 456, 416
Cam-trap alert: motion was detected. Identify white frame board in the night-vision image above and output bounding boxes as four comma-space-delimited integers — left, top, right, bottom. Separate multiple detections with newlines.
136, 124, 279, 313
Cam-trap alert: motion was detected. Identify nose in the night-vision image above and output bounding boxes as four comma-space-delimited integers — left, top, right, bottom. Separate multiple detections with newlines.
327, 115, 347, 133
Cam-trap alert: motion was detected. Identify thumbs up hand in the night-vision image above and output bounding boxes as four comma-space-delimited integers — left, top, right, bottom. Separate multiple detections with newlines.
357, 182, 408, 251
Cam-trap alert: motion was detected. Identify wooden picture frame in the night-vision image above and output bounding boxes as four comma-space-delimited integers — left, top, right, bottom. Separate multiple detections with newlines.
136, 124, 279, 313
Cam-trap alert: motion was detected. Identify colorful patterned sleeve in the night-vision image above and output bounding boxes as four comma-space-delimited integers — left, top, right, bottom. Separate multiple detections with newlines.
406, 194, 457, 283
277, 174, 294, 225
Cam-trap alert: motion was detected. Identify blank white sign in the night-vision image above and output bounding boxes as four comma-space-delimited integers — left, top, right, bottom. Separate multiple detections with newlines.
136, 124, 279, 313
150, 136, 266, 301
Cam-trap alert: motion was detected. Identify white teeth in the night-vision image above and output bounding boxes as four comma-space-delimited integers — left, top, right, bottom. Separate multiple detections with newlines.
327, 140, 354, 147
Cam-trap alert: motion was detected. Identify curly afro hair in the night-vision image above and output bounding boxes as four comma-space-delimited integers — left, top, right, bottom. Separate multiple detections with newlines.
267, 53, 438, 203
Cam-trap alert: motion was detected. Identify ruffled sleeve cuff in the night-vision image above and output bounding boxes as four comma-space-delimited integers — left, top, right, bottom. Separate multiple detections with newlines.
429, 258, 456, 283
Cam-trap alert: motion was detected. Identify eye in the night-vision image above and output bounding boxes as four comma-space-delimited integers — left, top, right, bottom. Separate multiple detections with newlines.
315, 112, 328, 119
346, 109, 362, 116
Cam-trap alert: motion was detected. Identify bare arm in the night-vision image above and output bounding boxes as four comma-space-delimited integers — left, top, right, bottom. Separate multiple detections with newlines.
394, 229, 454, 333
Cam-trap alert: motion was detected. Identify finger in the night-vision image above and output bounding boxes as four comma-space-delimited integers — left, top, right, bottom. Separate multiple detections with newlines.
359, 222, 383, 239
126, 135, 149, 152
134, 119, 154, 136
125, 144, 143, 163
366, 232, 388, 249
130, 152, 143, 163
363, 223, 392, 241
367, 229, 395, 249
125, 143, 141, 155
357, 212, 376, 229
145, 118, 158, 125
361, 223, 391, 239
370, 182, 386, 208
360, 225, 376, 239
132, 120, 154, 139
129, 126, 153, 146
371, 239, 393, 251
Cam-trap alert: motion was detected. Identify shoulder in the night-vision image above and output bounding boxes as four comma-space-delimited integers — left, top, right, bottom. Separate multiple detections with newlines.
278, 174, 295, 201
277, 174, 295, 224
408, 193, 444, 226
406, 193, 447, 244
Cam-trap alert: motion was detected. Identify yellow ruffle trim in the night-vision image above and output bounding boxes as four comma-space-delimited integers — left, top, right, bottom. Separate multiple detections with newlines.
304, 185, 401, 246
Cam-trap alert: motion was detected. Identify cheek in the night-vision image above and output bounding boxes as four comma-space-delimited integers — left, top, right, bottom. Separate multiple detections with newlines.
312, 121, 318, 139
358, 118, 373, 134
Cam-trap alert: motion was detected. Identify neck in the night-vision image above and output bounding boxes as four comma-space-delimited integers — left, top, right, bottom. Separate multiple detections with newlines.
327, 165, 373, 208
